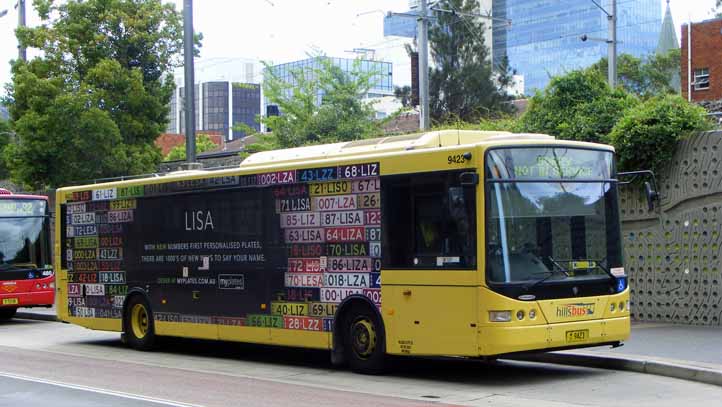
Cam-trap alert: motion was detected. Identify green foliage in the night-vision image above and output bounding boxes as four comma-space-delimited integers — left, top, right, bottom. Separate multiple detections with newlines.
518, 70, 638, 143
259, 56, 381, 150
433, 117, 519, 132
429, 0, 514, 124
0, 119, 11, 179
394, 85, 412, 108
6, 0, 194, 188
165, 134, 218, 161
610, 95, 712, 174
588, 50, 681, 97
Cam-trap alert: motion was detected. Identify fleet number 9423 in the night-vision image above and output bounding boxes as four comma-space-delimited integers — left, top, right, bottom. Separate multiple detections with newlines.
448, 154, 466, 164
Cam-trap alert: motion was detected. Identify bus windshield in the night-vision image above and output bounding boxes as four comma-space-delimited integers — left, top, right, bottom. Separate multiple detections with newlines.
0, 200, 50, 272
485, 148, 622, 285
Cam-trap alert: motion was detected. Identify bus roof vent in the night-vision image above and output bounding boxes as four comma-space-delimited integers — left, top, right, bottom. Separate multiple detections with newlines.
0, 188, 12, 195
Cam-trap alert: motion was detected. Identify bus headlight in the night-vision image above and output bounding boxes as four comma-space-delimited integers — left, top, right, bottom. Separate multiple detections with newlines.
626, 300, 630, 312
489, 311, 512, 322
516, 310, 525, 320
529, 309, 537, 319
610, 302, 616, 312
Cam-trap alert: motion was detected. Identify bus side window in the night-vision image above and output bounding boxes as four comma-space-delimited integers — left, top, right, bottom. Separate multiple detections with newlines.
382, 170, 476, 270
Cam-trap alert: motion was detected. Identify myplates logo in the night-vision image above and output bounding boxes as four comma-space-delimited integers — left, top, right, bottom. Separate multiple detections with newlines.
556, 302, 595, 318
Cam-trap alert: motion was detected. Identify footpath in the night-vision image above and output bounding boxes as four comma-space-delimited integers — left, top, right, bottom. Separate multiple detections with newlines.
14, 308, 722, 387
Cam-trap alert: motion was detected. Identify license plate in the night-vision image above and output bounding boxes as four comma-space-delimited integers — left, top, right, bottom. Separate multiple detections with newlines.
566, 329, 589, 343
2, 298, 18, 305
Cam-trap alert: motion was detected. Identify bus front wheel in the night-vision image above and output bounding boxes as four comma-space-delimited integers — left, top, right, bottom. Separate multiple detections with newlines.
123, 295, 156, 350
0, 308, 17, 320
343, 305, 385, 374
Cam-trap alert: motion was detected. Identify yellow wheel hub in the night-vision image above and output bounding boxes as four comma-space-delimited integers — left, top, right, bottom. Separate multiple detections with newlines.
130, 303, 149, 339
351, 318, 377, 359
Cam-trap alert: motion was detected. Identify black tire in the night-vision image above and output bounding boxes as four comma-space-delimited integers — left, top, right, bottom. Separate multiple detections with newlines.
123, 295, 156, 350
343, 305, 385, 374
0, 308, 17, 320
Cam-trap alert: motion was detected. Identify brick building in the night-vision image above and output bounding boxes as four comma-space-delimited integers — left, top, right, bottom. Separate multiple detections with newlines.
155, 132, 224, 157
681, 18, 722, 102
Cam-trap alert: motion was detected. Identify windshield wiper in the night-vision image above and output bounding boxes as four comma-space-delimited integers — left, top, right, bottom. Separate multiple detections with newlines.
524, 257, 570, 290
592, 259, 617, 280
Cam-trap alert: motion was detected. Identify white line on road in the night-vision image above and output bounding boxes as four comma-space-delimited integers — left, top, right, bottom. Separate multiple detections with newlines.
0, 370, 202, 407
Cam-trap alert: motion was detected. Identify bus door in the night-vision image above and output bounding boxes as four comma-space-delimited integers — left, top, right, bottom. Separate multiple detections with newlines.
380, 169, 479, 356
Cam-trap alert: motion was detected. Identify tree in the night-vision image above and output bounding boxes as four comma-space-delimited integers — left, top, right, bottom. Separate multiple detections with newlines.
518, 70, 638, 144
588, 50, 681, 97
164, 134, 218, 161
256, 56, 381, 151
394, 86, 412, 108
4, 0, 195, 188
428, 0, 514, 123
0, 119, 11, 179
716, 0, 722, 17
610, 95, 711, 173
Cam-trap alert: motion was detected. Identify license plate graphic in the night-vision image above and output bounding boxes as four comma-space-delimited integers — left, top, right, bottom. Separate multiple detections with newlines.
2, 298, 18, 305
565, 329, 589, 343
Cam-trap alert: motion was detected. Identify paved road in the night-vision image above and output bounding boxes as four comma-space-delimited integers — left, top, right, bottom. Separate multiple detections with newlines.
0, 375, 184, 407
0, 318, 720, 407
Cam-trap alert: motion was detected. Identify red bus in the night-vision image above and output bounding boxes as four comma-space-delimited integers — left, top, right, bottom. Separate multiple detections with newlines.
0, 189, 54, 319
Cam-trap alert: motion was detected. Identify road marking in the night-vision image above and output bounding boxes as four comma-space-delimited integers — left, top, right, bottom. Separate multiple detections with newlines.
0, 370, 201, 407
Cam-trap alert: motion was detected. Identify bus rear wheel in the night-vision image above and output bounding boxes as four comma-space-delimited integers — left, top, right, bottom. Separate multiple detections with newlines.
123, 295, 156, 350
343, 306, 385, 374
0, 308, 17, 320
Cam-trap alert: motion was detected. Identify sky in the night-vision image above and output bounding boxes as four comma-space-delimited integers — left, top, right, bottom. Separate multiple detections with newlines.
0, 0, 718, 94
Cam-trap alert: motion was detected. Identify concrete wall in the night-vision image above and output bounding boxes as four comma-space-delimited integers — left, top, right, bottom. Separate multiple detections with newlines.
621, 130, 722, 325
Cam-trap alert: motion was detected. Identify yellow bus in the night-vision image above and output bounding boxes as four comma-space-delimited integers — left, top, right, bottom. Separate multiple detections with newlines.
54, 130, 630, 373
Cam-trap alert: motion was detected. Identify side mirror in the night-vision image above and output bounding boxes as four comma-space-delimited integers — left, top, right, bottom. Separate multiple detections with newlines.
459, 172, 479, 186
644, 181, 658, 211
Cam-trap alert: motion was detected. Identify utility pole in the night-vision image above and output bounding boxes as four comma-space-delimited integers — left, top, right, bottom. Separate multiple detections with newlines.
583, 0, 617, 87
607, 0, 616, 88
18, 0, 26, 61
183, 0, 198, 166
418, 0, 430, 130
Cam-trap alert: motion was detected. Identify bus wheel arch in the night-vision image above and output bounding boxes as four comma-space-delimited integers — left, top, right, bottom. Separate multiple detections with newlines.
122, 289, 156, 351
332, 295, 386, 374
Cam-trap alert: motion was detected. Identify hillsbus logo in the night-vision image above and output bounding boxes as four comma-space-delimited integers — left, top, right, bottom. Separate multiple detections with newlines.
556, 302, 595, 318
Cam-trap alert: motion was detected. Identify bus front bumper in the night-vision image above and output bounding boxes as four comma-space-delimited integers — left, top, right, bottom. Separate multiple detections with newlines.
478, 316, 630, 356
0, 290, 55, 308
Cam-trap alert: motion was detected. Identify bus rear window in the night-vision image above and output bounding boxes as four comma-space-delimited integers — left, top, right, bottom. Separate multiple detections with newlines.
381, 170, 476, 269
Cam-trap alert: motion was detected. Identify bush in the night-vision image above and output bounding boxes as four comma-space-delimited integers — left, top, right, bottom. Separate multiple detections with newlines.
518, 70, 638, 143
610, 95, 712, 173
164, 134, 218, 161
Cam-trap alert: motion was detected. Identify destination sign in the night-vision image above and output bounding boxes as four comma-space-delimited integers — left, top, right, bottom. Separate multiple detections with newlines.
0, 199, 46, 216
487, 148, 612, 180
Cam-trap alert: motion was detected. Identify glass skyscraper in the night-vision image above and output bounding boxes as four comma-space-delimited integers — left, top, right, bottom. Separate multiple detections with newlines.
493, 0, 662, 94
266, 56, 393, 108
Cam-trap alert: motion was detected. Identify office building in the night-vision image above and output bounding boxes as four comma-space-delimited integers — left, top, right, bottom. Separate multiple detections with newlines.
384, 1, 493, 60
265, 56, 393, 108
492, 0, 662, 93
167, 81, 261, 141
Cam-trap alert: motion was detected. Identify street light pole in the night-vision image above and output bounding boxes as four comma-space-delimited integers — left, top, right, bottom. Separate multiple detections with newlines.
18, 0, 26, 61
418, 0, 430, 130
183, 0, 197, 165
608, 0, 616, 88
